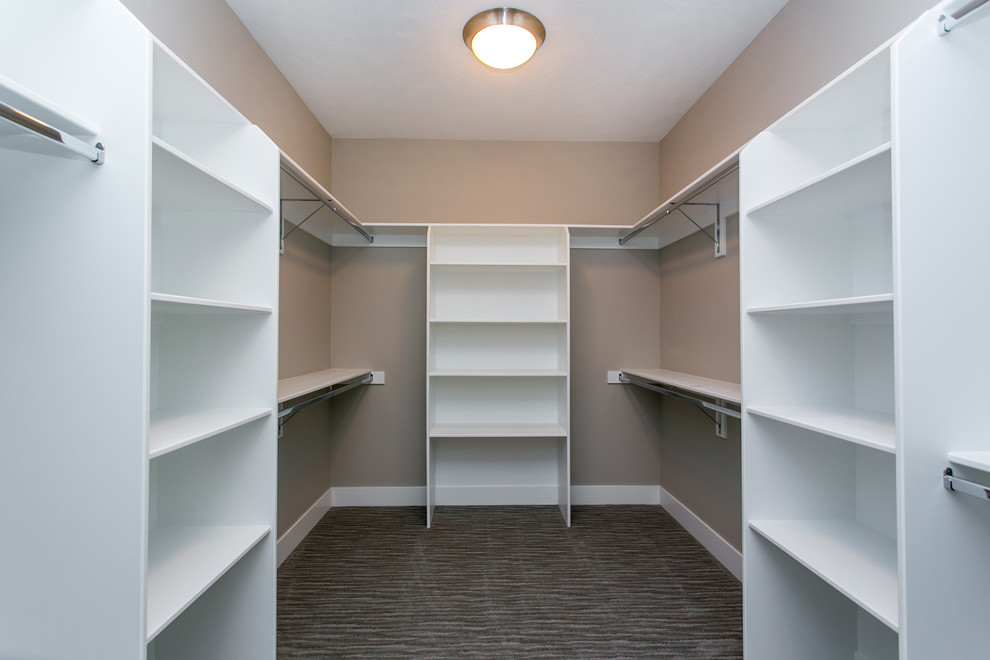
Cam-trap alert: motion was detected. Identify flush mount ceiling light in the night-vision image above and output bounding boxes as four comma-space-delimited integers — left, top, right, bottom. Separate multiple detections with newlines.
463, 8, 546, 70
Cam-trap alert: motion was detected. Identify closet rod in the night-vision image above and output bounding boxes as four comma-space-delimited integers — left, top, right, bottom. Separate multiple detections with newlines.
618, 371, 741, 419
619, 163, 737, 246
938, 0, 989, 33
0, 100, 104, 164
278, 372, 374, 430
943, 467, 990, 501
280, 164, 373, 244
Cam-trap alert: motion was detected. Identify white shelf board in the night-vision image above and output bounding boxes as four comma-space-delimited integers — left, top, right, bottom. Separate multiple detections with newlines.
429, 423, 568, 438
147, 525, 270, 642
947, 451, 990, 473
746, 144, 891, 217
619, 368, 741, 405
747, 294, 893, 316
430, 318, 567, 325
149, 408, 271, 459
749, 519, 898, 631
278, 368, 372, 404
430, 369, 567, 378
153, 41, 245, 126
747, 405, 895, 453
152, 137, 273, 213
150, 292, 272, 314
430, 261, 566, 269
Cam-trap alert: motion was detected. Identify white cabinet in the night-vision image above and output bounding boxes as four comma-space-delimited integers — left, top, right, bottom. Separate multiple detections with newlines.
741, 3, 990, 657
0, 4, 278, 659
426, 225, 571, 527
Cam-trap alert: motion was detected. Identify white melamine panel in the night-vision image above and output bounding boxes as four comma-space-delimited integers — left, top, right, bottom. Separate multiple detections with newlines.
946, 451, 990, 473
430, 266, 567, 322
146, 525, 269, 641
430, 376, 567, 435
748, 294, 893, 316
747, 406, 894, 453
150, 311, 274, 414
150, 293, 272, 314
894, 6, 990, 657
148, 540, 273, 660
429, 225, 567, 264
152, 210, 274, 306
749, 519, 898, 631
743, 47, 890, 207
746, 313, 894, 414
433, 437, 562, 502
152, 138, 273, 213
152, 42, 244, 128
149, 408, 271, 459
431, 322, 566, 371
0, 3, 150, 659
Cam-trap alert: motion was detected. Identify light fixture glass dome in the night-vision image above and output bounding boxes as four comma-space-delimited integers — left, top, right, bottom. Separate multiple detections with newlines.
463, 8, 546, 70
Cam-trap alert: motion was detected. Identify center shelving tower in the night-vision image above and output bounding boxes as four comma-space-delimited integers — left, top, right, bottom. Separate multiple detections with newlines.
426, 225, 571, 527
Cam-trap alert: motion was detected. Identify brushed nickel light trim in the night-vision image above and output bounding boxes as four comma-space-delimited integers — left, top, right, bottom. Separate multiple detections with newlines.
463, 8, 546, 70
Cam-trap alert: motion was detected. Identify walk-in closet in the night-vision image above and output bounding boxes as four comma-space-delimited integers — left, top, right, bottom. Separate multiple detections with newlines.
2, 0, 988, 658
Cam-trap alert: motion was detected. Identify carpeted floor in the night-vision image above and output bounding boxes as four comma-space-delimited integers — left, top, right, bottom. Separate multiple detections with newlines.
277, 505, 742, 658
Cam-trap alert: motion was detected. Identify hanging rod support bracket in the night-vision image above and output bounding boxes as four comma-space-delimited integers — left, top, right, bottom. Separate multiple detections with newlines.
279, 165, 373, 246
618, 372, 741, 438
943, 467, 990, 501
277, 373, 374, 435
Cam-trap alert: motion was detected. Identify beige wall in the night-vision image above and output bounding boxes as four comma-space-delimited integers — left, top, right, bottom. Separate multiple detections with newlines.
571, 249, 664, 486
657, 217, 741, 549
119, 0, 333, 186
657, 0, 933, 200
331, 139, 660, 225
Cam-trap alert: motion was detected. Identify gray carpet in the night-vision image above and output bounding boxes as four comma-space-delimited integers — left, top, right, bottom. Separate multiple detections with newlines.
278, 505, 742, 658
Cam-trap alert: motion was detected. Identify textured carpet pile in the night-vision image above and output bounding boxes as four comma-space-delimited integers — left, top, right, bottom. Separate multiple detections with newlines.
278, 505, 742, 658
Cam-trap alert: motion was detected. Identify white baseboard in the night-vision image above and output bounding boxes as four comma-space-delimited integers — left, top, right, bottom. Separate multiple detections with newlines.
659, 487, 742, 581
276, 487, 332, 566
330, 486, 426, 507
435, 484, 558, 505
571, 485, 661, 505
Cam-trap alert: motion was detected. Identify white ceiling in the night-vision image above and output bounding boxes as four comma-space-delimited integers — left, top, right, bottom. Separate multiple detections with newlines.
225, 0, 789, 143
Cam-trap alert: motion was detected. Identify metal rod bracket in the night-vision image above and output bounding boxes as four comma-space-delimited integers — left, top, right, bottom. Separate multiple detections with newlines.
943, 467, 990, 501
618, 371, 741, 438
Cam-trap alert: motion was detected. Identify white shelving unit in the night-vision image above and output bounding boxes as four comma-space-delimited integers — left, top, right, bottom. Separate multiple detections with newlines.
741, 36, 899, 660
147, 39, 278, 660
426, 225, 571, 527
741, 4, 990, 657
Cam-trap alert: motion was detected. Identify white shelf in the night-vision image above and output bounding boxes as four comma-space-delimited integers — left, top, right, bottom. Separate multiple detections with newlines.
150, 292, 272, 315
152, 137, 273, 213
430, 369, 567, 378
747, 405, 895, 453
947, 451, 990, 473
149, 408, 271, 459
619, 368, 741, 405
747, 294, 893, 316
277, 368, 372, 404
430, 318, 567, 325
430, 261, 566, 268
429, 423, 568, 438
147, 525, 270, 642
746, 144, 891, 218
749, 519, 898, 631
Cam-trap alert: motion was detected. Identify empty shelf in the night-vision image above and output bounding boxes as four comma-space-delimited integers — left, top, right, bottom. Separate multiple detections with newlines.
429, 369, 567, 378
149, 408, 271, 459
747, 405, 895, 453
747, 294, 893, 316
619, 368, 741, 405
750, 519, 898, 631
150, 292, 272, 314
429, 423, 568, 438
147, 525, 270, 641
278, 368, 373, 404
746, 144, 891, 218
152, 137, 273, 213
